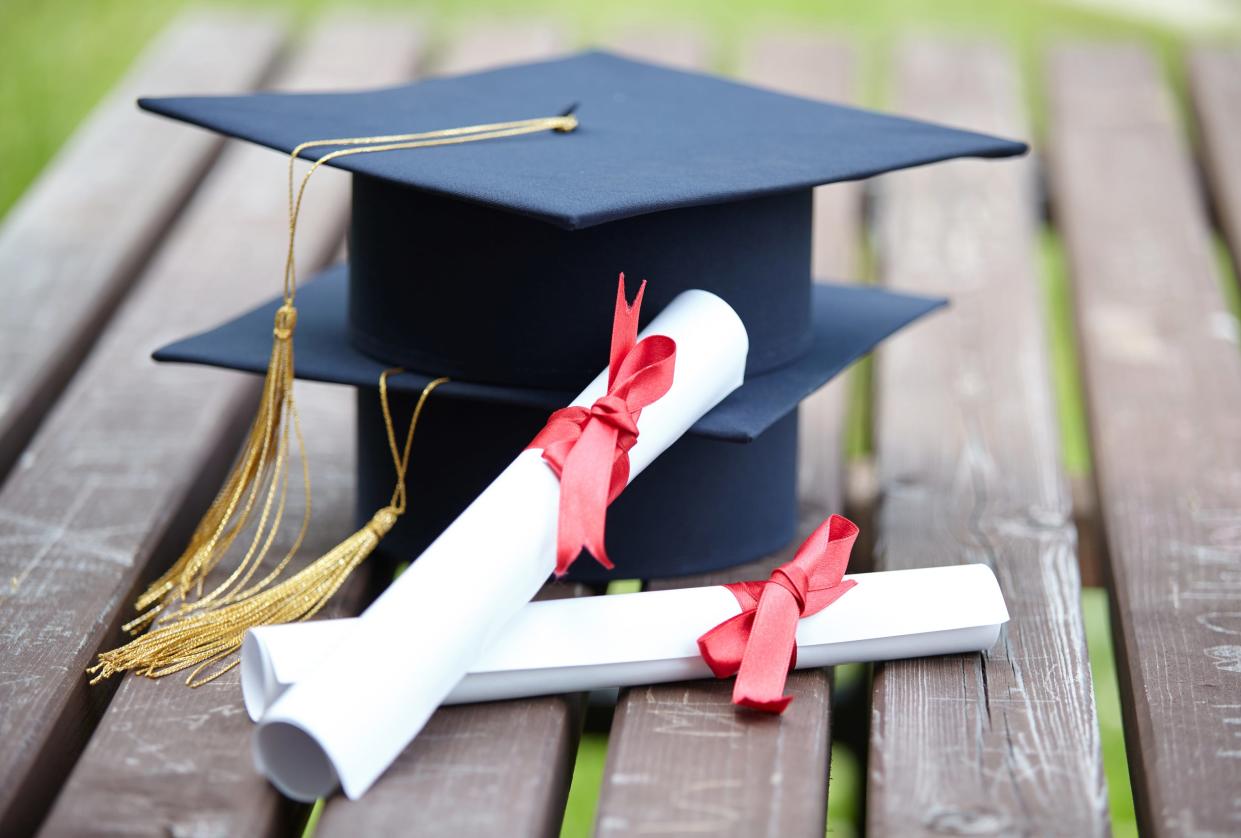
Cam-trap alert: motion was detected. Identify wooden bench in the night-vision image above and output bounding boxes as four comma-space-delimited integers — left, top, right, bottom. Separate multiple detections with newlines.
0, 11, 1238, 837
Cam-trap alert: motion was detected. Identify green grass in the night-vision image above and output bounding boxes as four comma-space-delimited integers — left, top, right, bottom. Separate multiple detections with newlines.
1041, 228, 1094, 476
1083, 588, 1138, 838
603, 578, 642, 595
827, 743, 863, 837
562, 731, 608, 836
0, 0, 179, 214
1216, 235, 1241, 320
302, 799, 326, 836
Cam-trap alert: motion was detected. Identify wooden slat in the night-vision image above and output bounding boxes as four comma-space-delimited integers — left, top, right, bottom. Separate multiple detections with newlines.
0, 13, 386, 834
312, 26, 587, 838
1048, 44, 1241, 835
603, 28, 710, 70
742, 35, 860, 281
34, 19, 423, 838
1189, 48, 1241, 284
867, 40, 1108, 835
433, 22, 566, 75
594, 35, 856, 838
0, 12, 283, 484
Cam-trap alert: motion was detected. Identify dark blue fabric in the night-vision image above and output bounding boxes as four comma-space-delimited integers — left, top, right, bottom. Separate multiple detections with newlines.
357, 390, 798, 582
153, 263, 945, 442
350, 179, 812, 388
140, 50, 1026, 231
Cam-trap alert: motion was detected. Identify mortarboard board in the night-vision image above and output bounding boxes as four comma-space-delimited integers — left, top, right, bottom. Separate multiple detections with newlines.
142, 51, 1026, 581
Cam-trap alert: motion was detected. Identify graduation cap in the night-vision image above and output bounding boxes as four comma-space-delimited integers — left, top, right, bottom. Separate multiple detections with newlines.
139, 51, 1025, 587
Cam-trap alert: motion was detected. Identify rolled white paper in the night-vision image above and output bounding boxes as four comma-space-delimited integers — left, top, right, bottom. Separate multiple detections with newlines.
253, 289, 748, 802
242, 564, 1008, 721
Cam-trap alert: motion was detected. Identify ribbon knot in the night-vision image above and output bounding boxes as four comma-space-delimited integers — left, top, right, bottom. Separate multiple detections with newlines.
697, 515, 859, 714
768, 565, 809, 614
528, 275, 677, 576
588, 395, 640, 441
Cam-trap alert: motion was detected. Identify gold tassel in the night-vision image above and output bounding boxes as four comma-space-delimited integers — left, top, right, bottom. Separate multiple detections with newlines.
90, 373, 448, 686
129, 302, 307, 630
125, 113, 577, 626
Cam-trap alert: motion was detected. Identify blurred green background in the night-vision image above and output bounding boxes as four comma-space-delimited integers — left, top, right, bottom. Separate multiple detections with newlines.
3, 0, 1239, 221
3, 2, 1237, 837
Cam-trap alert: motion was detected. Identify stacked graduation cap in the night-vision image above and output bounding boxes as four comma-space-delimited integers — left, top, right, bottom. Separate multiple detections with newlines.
147, 51, 1026, 582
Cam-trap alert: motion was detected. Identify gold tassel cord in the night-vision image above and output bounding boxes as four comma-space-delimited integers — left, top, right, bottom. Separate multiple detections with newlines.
280, 115, 578, 301
89, 372, 449, 686
128, 113, 578, 624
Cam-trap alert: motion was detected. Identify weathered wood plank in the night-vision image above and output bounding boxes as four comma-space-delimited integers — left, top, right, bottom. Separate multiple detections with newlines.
1047, 43, 1241, 835
0, 12, 390, 833
603, 28, 710, 70
313, 587, 586, 838
312, 26, 587, 838
0, 12, 284, 485
743, 35, 860, 281
594, 35, 856, 838
34, 19, 423, 838
868, 40, 1108, 836
36, 386, 350, 838
1189, 48, 1241, 285
433, 21, 566, 75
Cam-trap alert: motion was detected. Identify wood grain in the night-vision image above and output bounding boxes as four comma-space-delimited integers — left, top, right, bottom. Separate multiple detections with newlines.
36, 385, 353, 838
1047, 43, 1241, 835
0, 13, 385, 833
1189, 48, 1241, 288
867, 40, 1108, 836
593, 34, 857, 838
311, 26, 589, 838
32, 18, 424, 838
0, 12, 284, 485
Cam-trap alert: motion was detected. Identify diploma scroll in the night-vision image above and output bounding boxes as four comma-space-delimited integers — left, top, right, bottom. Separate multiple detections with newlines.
243, 563, 1008, 721
252, 289, 748, 802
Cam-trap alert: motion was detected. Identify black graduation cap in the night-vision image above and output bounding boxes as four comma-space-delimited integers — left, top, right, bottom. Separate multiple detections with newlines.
144, 51, 1026, 581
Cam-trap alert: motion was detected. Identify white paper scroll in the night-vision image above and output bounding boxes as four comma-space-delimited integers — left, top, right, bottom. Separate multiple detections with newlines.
252, 289, 748, 802
243, 563, 1008, 721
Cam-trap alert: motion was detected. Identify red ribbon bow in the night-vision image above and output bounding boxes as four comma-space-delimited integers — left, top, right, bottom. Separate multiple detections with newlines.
528, 275, 676, 576
697, 515, 859, 713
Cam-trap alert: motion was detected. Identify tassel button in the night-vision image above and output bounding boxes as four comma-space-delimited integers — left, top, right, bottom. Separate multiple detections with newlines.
273, 304, 298, 340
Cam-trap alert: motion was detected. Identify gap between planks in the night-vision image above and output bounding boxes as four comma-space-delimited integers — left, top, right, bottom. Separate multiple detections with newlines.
1188, 48, 1241, 289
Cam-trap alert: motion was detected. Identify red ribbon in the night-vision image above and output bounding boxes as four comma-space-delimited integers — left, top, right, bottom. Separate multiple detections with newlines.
697, 515, 859, 713
528, 275, 676, 576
